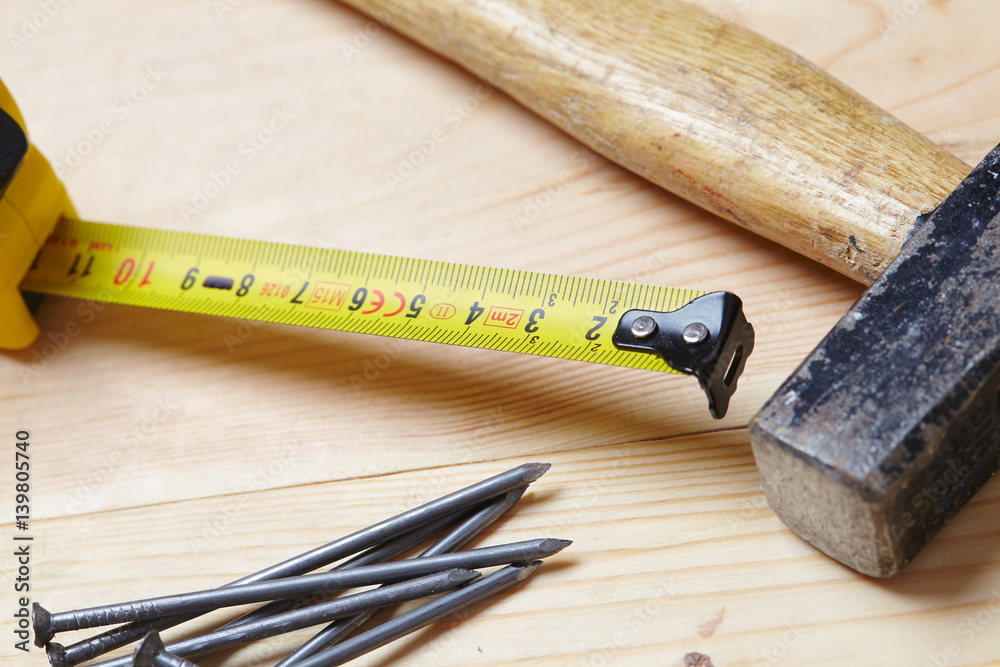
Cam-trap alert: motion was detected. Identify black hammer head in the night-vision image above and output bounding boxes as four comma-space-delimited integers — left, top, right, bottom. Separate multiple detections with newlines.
749, 143, 1000, 577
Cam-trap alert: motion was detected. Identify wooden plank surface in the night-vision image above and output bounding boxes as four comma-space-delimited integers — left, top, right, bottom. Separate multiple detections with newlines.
1, 0, 999, 665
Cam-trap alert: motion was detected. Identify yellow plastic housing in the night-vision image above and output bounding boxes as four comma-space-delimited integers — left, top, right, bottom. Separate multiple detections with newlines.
0, 80, 75, 349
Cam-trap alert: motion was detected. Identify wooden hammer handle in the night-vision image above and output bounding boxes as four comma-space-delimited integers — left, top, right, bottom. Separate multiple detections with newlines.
341, 0, 970, 284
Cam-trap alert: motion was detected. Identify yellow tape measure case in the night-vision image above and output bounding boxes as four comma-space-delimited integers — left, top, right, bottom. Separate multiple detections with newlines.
0, 80, 76, 349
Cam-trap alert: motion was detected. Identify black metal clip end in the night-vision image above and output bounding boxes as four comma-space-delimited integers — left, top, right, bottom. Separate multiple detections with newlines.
611, 291, 754, 419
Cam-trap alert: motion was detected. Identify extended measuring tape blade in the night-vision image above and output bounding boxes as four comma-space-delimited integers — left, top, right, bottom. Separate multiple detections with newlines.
19, 219, 754, 418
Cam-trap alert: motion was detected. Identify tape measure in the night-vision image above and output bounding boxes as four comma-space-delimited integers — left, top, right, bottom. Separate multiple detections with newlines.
0, 81, 754, 418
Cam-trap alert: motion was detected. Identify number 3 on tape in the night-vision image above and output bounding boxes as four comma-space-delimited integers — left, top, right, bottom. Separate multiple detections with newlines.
0, 77, 753, 418
21, 219, 754, 418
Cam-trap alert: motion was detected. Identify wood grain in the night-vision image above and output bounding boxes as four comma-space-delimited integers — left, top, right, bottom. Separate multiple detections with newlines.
0, 0, 999, 665
338, 0, 972, 284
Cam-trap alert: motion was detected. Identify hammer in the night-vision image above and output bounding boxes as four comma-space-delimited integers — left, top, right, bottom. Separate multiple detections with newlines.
334, 0, 999, 576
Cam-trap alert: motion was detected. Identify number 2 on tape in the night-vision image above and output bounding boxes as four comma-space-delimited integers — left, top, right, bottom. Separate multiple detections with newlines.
22, 219, 754, 418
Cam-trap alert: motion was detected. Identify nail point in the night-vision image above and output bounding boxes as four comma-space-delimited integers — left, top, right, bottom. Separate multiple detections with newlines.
447, 568, 482, 585
514, 560, 543, 581
505, 486, 528, 503
523, 463, 551, 483
539, 538, 573, 554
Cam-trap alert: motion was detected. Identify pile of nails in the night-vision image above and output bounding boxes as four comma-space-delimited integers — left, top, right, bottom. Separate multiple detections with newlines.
32, 463, 567, 667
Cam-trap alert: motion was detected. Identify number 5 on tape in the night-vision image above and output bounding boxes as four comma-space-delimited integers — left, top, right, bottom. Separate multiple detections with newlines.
0, 79, 754, 418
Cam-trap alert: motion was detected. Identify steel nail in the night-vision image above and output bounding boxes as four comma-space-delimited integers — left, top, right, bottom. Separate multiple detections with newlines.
141, 569, 479, 661
276, 486, 528, 666
293, 562, 543, 667
221, 505, 477, 629
39, 537, 567, 637
421, 486, 528, 557
54, 462, 549, 667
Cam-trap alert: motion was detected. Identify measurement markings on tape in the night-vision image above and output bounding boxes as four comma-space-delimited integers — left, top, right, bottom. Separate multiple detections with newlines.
20, 218, 754, 417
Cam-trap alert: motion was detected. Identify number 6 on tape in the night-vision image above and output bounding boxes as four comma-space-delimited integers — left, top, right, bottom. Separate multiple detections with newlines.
0, 79, 753, 418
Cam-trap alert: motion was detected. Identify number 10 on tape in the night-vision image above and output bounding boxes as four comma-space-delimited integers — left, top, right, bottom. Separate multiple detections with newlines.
22, 219, 754, 418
